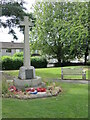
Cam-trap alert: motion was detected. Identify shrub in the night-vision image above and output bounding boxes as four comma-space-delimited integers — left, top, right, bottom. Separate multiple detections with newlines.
2, 56, 23, 70
12, 57, 23, 70
31, 56, 48, 68
1, 56, 47, 70
13, 52, 23, 58
2, 56, 13, 70
87, 61, 90, 66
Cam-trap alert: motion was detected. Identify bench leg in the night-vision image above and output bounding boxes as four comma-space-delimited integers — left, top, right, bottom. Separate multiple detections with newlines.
82, 74, 86, 80
61, 74, 63, 80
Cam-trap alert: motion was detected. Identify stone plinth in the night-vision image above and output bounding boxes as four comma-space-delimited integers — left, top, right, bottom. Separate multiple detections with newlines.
14, 76, 43, 89
18, 66, 35, 80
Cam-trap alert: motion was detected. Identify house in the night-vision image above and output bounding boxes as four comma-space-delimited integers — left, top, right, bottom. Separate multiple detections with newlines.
0, 41, 24, 56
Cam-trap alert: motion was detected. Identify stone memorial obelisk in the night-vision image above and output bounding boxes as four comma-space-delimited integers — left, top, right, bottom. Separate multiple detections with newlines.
14, 16, 43, 89
18, 16, 35, 80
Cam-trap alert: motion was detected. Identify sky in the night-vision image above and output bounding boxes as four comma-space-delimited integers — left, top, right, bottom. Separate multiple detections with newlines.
0, 0, 35, 43
0, 0, 89, 43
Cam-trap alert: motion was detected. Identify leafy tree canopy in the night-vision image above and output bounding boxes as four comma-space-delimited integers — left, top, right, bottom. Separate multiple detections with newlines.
30, 2, 89, 64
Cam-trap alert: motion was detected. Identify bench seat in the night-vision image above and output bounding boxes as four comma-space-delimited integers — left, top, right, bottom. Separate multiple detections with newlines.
61, 67, 86, 80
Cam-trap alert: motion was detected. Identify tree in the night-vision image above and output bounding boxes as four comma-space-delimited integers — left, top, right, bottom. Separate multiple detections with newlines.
0, 0, 35, 39
0, 0, 25, 39
68, 2, 89, 64
30, 2, 89, 65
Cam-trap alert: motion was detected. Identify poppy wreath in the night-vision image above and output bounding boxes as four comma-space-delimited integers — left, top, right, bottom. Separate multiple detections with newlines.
8, 86, 22, 94
26, 88, 35, 92
8, 86, 16, 92
37, 88, 46, 92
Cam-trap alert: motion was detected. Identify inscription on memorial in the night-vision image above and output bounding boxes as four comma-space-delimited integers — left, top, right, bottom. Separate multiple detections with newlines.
25, 69, 33, 79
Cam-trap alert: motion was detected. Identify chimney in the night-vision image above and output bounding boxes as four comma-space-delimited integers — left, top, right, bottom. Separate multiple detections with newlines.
11, 41, 14, 43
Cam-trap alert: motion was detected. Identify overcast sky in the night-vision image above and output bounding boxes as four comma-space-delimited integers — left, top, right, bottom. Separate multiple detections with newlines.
0, 0, 89, 43
0, 0, 35, 43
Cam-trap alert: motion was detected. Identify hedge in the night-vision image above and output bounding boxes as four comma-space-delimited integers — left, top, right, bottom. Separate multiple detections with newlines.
54, 62, 89, 67
31, 56, 48, 68
1, 56, 23, 70
1, 56, 48, 70
13, 52, 23, 58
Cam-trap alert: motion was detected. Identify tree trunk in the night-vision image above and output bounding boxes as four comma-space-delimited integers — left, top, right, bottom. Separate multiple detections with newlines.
84, 53, 87, 65
84, 46, 88, 65
57, 58, 61, 66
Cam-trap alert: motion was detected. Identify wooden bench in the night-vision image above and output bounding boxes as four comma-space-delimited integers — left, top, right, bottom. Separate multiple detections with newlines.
61, 67, 86, 80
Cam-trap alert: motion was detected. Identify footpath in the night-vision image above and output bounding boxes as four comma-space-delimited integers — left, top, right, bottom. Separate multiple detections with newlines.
51, 79, 89, 84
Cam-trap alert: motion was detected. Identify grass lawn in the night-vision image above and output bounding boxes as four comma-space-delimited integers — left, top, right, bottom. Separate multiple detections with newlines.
5, 66, 89, 80
2, 66, 89, 118
2, 83, 88, 118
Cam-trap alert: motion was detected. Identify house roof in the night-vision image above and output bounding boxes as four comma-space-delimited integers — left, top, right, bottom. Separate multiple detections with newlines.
0, 42, 24, 49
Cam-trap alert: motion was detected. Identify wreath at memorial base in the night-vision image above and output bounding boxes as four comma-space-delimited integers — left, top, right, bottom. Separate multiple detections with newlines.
3, 84, 62, 99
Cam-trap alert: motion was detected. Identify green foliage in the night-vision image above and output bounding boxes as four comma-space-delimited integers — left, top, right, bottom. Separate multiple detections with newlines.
31, 56, 48, 68
2, 56, 23, 70
31, 2, 89, 64
13, 52, 23, 58
2, 79, 9, 95
1, 0, 26, 39
1, 55, 47, 70
87, 61, 90, 66
1, 0, 35, 39
12, 57, 23, 70
2, 56, 13, 70
2, 1, 26, 18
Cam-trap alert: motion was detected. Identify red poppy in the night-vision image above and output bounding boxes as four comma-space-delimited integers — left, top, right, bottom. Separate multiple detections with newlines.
37, 88, 46, 92
8, 86, 16, 92
26, 88, 35, 92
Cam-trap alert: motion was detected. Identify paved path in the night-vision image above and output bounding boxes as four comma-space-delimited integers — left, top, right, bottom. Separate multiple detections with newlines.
49, 79, 89, 84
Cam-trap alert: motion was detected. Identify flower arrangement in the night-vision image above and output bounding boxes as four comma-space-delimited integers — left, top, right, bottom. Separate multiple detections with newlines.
8, 86, 46, 95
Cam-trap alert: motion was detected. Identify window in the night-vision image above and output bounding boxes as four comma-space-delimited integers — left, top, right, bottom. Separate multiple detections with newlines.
6, 49, 11, 53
